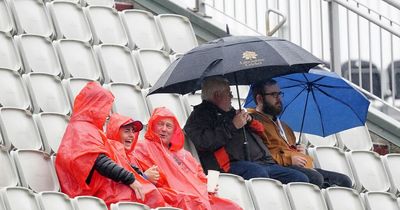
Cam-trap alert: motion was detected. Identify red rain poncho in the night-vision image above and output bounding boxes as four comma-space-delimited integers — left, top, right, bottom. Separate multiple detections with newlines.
55, 82, 166, 208
106, 113, 204, 209
134, 107, 243, 210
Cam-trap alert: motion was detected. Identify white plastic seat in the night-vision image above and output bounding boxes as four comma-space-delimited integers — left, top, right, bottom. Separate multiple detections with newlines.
382, 154, 400, 194
105, 83, 150, 124
37, 191, 74, 210
182, 92, 202, 115
0, 68, 31, 110
183, 135, 200, 163
155, 14, 198, 54
308, 146, 355, 187
247, 178, 290, 210
346, 150, 391, 192
15, 34, 62, 77
0, 186, 40, 210
55, 39, 103, 81
0, 108, 43, 150
285, 182, 328, 210
336, 125, 373, 151
362, 191, 400, 210
134, 49, 171, 88
8, 0, 54, 38
0, 0, 16, 35
154, 208, 182, 210
11, 149, 60, 192
304, 133, 338, 147
324, 187, 365, 210
95, 44, 142, 86
0, 32, 23, 72
145, 91, 188, 127
81, 0, 114, 7
110, 202, 150, 210
217, 173, 255, 210
34, 113, 69, 154
84, 6, 128, 46
62, 78, 95, 108
120, 9, 164, 50
47, 1, 93, 43
0, 149, 19, 188
72, 196, 107, 210
23, 73, 71, 115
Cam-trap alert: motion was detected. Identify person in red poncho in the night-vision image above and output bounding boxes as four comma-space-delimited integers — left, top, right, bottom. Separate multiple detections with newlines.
55, 82, 167, 208
134, 107, 243, 210
106, 113, 206, 209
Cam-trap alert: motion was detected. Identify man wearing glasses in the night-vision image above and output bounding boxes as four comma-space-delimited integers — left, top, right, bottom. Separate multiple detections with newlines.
248, 79, 352, 188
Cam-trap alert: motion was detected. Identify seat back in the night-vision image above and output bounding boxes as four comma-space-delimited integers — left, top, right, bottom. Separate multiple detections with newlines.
37, 191, 74, 210
336, 125, 373, 151
285, 182, 328, 210
34, 113, 69, 154
0, 68, 31, 110
0, 32, 22, 72
134, 49, 171, 88
247, 178, 290, 210
0, 187, 40, 210
218, 173, 255, 210
362, 191, 400, 210
0, 149, 19, 188
110, 201, 150, 210
324, 187, 365, 210
72, 196, 108, 210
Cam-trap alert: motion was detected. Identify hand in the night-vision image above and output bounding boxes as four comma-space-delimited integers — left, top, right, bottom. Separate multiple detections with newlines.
129, 180, 144, 201
291, 156, 307, 167
296, 144, 306, 154
232, 110, 249, 129
144, 165, 160, 183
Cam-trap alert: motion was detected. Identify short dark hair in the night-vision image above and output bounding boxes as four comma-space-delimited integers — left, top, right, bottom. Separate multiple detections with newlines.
252, 79, 277, 105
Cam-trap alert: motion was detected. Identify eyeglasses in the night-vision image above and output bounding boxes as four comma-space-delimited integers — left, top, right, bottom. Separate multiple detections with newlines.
263, 91, 284, 98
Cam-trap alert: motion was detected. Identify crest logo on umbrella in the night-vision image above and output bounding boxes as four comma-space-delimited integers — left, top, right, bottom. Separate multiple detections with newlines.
240, 51, 264, 67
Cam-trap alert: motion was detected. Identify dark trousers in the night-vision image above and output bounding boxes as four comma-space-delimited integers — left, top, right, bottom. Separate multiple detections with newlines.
289, 166, 352, 188
228, 161, 309, 184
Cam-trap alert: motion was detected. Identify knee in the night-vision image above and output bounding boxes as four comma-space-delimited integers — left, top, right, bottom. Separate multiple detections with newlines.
291, 171, 309, 183
337, 175, 353, 188
308, 171, 324, 188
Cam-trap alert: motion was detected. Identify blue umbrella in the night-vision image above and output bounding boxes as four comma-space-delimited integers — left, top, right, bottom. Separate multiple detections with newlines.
244, 69, 370, 137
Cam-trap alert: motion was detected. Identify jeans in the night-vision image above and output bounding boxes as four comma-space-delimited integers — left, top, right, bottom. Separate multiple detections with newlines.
228, 161, 309, 184
289, 166, 353, 188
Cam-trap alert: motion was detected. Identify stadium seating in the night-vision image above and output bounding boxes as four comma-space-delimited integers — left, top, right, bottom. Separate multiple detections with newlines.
304, 133, 338, 147
247, 178, 291, 210
72, 196, 108, 210
155, 14, 198, 54
217, 173, 255, 210
0, 149, 19, 188
37, 191, 74, 210
134, 49, 171, 88
95, 44, 142, 86
82, 0, 114, 8
120, 9, 165, 50
336, 125, 373, 151
0, 0, 16, 35
0, 186, 41, 210
0, 32, 22, 72
324, 187, 365, 210
0, 68, 31, 110
11, 149, 60, 192
110, 201, 151, 210
362, 191, 400, 210
15, 34, 63, 77
382, 153, 400, 195
62, 78, 96, 108
47, 1, 93, 43
285, 182, 328, 210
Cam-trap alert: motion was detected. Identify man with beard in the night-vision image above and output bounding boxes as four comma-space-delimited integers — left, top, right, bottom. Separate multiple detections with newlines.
248, 79, 352, 188
184, 76, 310, 184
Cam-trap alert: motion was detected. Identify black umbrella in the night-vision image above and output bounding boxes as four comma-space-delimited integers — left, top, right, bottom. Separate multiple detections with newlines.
148, 35, 322, 160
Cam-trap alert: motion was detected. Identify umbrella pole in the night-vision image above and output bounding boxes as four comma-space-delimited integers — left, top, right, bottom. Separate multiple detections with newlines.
234, 73, 250, 161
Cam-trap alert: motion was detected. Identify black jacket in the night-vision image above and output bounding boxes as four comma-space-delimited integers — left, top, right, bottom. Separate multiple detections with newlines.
184, 100, 275, 172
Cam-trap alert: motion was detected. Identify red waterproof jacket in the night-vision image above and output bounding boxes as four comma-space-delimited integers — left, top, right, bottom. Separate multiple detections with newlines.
55, 82, 166, 208
134, 107, 243, 210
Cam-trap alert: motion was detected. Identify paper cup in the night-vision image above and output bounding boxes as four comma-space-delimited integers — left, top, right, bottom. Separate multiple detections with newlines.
207, 170, 220, 192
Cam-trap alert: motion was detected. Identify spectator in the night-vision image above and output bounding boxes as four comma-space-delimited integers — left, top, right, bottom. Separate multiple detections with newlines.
135, 107, 243, 210
55, 82, 167, 208
248, 79, 352, 188
184, 76, 309, 184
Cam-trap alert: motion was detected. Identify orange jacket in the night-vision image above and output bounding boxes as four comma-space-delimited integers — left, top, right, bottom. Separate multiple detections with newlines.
248, 109, 313, 168
55, 82, 166, 208
134, 107, 243, 210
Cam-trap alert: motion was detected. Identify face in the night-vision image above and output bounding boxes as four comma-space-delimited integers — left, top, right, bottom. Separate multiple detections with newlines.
214, 85, 233, 112
118, 125, 137, 149
153, 118, 175, 146
261, 84, 283, 116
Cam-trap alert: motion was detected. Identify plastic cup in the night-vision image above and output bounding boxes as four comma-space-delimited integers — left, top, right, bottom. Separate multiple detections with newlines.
206, 170, 220, 192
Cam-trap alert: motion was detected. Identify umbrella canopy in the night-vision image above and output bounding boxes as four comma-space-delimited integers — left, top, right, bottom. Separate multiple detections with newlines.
244, 69, 370, 137
148, 36, 322, 95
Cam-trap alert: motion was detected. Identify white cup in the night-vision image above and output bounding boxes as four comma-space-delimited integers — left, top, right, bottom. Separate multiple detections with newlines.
206, 170, 220, 192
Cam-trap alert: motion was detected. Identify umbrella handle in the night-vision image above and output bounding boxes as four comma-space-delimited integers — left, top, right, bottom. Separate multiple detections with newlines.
241, 128, 250, 161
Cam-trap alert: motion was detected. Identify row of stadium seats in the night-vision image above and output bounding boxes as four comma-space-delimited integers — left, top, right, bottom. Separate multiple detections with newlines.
0, 0, 198, 53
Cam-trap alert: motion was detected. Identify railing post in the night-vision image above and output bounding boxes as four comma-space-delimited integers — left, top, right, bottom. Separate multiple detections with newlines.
327, 0, 342, 75
190, 0, 209, 17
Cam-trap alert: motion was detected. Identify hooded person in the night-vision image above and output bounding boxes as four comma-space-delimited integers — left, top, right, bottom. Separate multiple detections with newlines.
55, 82, 167, 208
134, 107, 243, 210
106, 113, 205, 210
